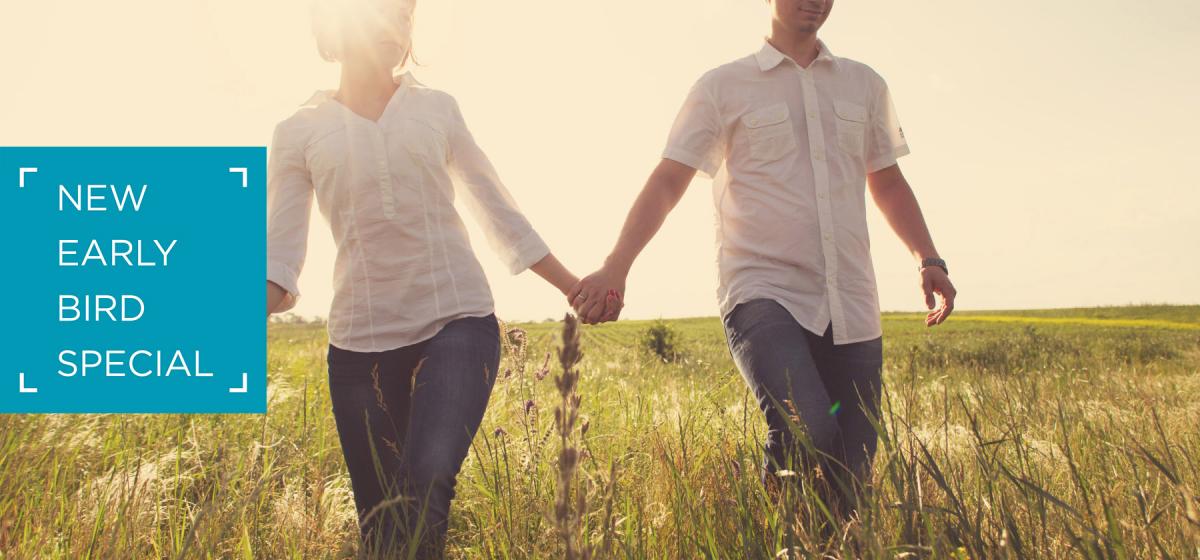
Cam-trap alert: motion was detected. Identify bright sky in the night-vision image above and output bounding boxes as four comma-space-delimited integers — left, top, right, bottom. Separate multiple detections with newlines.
3, 0, 1198, 321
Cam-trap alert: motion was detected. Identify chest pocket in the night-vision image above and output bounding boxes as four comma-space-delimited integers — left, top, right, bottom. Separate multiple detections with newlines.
833, 100, 867, 158
741, 103, 796, 162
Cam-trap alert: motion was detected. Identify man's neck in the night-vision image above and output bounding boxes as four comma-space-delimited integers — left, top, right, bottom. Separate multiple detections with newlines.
767, 24, 821, 68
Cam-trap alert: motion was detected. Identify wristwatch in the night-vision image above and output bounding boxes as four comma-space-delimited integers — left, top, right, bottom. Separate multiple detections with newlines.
919, 257, 948, 275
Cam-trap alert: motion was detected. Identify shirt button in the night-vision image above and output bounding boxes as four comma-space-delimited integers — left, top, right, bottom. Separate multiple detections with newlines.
750, 118, 760, 126
823, 234, 832, 241
818, 192, 827, 200
807, 113, 816, 120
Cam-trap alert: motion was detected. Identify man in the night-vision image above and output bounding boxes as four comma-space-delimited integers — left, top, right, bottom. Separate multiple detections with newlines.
569, 0, 956, 518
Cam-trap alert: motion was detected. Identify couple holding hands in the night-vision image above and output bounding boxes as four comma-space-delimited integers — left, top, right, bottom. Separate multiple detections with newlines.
266, 0, 956, 555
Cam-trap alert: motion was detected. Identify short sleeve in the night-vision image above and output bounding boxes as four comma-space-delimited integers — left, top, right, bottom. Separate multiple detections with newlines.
266, 120, 314, 313
865, 71, 911, 174
446, 95, 550, 275
662, 74, 726, 178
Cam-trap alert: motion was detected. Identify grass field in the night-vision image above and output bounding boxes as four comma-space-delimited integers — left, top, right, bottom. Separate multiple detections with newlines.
2, 305, 1199, 558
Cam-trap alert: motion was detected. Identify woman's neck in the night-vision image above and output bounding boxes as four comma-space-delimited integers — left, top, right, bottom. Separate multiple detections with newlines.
335, 62, 399, 108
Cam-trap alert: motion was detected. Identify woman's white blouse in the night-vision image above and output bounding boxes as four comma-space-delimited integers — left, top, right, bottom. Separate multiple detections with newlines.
267, 71, 549, 352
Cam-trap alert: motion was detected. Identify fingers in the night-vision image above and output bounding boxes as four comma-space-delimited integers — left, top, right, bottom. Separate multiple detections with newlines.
574, 297, 594, 323
939, 302, 955, 323
935, 286, 957, 325
575, 287, 625, 325
600, 291, 618, 320
567, 280, 586, 308
922, 275, 935, 310
571, 286, 600, 321
578, 289, 606, 324
584, 303, 605, 324
600, 290, 623, 322
926, 280, 957, 327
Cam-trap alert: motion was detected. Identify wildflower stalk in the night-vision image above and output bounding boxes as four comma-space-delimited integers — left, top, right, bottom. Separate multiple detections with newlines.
553, 313, 588, 559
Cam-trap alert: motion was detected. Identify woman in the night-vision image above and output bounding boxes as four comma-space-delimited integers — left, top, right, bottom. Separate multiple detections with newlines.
265, 0, 615, 554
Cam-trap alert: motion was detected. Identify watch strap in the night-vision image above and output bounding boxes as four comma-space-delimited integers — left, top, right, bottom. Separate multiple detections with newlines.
920, 257, 948, 275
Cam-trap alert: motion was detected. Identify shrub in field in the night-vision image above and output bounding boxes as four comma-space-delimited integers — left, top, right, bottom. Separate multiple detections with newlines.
640, 319, 683, 363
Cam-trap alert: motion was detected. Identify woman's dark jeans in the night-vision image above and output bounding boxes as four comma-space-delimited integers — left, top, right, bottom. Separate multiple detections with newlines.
722, 298, 883, 517
326, 313, 501, 557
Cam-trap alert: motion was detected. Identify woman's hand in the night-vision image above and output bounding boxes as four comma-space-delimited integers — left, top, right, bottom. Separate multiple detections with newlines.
267, 281, 288, 317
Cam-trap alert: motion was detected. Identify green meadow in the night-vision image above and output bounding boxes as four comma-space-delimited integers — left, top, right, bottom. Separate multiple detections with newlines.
2, 305, 1198, 558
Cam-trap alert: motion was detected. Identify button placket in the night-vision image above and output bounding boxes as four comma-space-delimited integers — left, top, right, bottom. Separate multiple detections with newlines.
799, 67, 846, 340
372, 125, 396, 219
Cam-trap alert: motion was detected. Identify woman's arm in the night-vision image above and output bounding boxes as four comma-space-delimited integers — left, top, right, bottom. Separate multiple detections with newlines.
528, 253, 577, 296
266, 120, 314, 316
444, 96, 553, 274
442, 95, 622, 316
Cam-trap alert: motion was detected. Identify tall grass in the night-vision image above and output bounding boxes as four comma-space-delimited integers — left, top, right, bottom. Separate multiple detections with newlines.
1, 307, 1198, 558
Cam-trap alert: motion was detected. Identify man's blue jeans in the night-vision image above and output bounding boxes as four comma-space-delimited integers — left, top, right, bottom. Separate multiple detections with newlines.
722, 298, 883, 515
326, 313, 500, 557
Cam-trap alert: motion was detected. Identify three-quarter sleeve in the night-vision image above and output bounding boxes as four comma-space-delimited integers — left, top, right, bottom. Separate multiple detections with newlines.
662, 73, 726, 178
864, 70, 911, 174
445, 96, 550, 275
266, 120, 314, 313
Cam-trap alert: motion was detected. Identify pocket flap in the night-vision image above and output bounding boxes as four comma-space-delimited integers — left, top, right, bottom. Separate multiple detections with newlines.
834, 100, 867, 123
742, 103, 790, 129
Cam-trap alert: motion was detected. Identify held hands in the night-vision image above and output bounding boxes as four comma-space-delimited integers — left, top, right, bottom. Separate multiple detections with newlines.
921, 266, 956, 326
567, 265, 626, 325
528, 252, 623, 324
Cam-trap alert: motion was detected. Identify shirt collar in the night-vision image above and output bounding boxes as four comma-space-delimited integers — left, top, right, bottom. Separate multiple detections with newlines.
303, 68, 421, 106
755, 39, 838, 71
393, 69, 421, 87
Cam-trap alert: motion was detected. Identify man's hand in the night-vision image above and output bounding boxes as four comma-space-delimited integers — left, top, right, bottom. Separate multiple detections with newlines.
868, 165, 955, 326
921, 266, 956, 326
568, 266, 627, 325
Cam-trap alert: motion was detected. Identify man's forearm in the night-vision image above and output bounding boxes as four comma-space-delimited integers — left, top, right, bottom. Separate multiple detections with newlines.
870, 173, 939, 261
605, 165, 691, 274
569, 160, 695, 324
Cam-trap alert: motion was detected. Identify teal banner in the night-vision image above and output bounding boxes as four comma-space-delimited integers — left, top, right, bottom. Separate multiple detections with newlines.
1, 147, 266, 413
